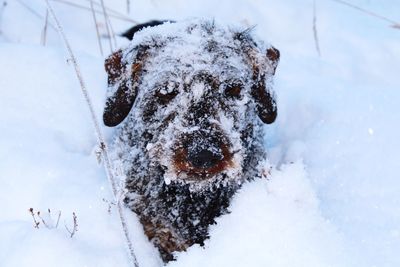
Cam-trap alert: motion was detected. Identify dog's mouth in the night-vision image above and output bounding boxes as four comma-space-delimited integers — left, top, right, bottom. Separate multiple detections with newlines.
171, 132, 234, 181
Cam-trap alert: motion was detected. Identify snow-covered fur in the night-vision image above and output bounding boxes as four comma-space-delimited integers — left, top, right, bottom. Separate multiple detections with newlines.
103, 19, 279, 262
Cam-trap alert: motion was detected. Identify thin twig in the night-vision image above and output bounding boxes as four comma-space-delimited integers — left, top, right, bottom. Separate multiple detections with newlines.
312, 0, 321, 56
50, 0, 138, 23
44, 1, 139, 266
126, 0, 130, 14
37, 210, 51, 228
55, 210, 61, 228
65, 212, 78, 238
107, 12, 118, 48
103, 198, 116, 214
41, 9, 49, 46
90, 0, 103, 56
15, 0, 56, 30
29, 208, 40, 228
81, 0, 135, 20
329, 0, 400, 29
0, 1, 7, 36
51, 0, 139, 24
99, 0, 113, 52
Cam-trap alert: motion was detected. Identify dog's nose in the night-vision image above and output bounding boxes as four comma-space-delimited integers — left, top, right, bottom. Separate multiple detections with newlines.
188, 149, 223, 169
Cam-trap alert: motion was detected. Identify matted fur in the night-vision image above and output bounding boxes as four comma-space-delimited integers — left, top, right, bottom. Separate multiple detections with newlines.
103, 19, 279, 262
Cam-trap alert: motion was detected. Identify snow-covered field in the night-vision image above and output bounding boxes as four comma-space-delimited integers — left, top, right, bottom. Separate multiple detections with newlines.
1, 0, 399, 266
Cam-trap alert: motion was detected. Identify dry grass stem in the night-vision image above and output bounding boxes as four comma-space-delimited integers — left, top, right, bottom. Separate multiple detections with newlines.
15, 0, 56, 30
99, 0, 114, 52
51, 0, 138, 23
65, 212, 78, 238
29, 208, 40, 228
44, 1, 140, 264
41, 9, 49, 46
55, 210, 62, 228
0, 1, 7, 35
313, 0, 321, 56
329, 0, 400, 29
392, 24, 400, 29
90, 0, 103, 56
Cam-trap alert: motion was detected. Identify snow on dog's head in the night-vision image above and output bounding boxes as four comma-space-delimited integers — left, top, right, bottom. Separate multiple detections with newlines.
103, 19, 279, 189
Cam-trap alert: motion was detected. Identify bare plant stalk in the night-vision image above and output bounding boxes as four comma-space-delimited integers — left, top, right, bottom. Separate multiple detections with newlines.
29, 208, 40, 228
15, 0, 56, 30
107, 14, 118, 48
312, 0, 321, 56
41, 9, 49, 46
329, 0, 400, 29
81, 0, 134, 19
90, 0, 103, 56
99, 0, 113, 52
103, 198, 116, 214
65, 212, 78, 238
55, 210, 61, 228
0, 1, 7, 36
44, 1, 139, 266
126, 0, 130, 14
50, 0, 138, 23
37, 210, 51, 228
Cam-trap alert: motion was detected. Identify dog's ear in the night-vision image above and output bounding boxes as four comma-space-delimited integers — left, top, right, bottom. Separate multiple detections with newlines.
251, 46, 280, 124
103, 49, 145, 127
266, 46, 280, 75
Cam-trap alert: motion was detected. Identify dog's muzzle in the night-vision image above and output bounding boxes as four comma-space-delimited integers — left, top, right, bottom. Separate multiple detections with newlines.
173, 129, 233, 180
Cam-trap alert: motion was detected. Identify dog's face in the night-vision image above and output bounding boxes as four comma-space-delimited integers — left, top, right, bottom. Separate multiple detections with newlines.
104, 20, 279, 187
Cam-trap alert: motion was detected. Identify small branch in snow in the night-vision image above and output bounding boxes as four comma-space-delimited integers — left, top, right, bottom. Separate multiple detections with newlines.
29, 208, 40, 228
15, 0, 56, 30
103, 198, 116, 214
392, 24, 400, 30
90, 0, 103, 56
55, 210, 61, 228
0, 1, 7, 36
29, 208, 63, 229
95, 144, 103, 164
99, 0, 114, 52
65, 212, 78, 238
329, 0, 400, 29
312, 0, 321, 56
44, 1, 140, 265
41, 9, 49, 46
37, 210, 50, 228
50, 0, 138, 24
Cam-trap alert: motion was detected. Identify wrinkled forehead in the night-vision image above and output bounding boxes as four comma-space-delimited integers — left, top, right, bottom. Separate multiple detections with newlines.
143, 40, 252, 89
124, 21, 256, 89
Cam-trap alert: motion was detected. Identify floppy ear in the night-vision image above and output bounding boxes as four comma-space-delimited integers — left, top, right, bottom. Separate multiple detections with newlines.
251, 46, 280, 124
103, 49, 145, 127
266, 46, 280, 75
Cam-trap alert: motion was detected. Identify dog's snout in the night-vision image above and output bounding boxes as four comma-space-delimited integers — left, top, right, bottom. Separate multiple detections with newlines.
173, 130, 234, 178
188, 149, 223, 169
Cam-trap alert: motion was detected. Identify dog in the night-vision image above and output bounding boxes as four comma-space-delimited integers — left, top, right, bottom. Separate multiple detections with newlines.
103, 19, 279, 262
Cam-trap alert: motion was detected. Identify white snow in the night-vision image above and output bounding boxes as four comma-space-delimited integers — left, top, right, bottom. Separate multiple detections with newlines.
1, 0, 400, 267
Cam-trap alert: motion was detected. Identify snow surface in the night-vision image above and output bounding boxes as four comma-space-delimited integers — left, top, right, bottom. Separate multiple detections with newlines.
1, 0, 400, 266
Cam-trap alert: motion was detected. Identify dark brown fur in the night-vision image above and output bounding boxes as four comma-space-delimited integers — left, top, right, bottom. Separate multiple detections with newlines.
103, 20, 279, 262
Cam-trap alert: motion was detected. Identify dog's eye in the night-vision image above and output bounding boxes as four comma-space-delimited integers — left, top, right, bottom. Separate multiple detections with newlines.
224, 83, 242, 99
155, 83, 179, 105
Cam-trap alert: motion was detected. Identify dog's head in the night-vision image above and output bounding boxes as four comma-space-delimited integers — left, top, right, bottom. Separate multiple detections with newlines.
104, 20, 279, 186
